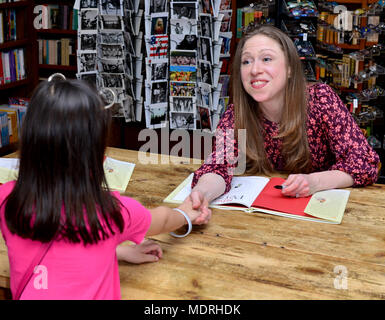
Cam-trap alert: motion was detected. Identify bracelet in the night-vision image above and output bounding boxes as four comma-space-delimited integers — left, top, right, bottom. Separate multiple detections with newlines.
170, 208, 192, 238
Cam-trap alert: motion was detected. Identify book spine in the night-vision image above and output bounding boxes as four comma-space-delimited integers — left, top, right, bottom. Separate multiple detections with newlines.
236, 8, 242, 39
0, 54, 4, 85
0, 12, 4, 44
9, 9, 16, 41
3, 52, 10, 83
9, 49, 15, 82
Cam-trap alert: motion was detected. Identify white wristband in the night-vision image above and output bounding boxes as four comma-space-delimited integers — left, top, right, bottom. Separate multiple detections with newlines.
170, 208, 192, 238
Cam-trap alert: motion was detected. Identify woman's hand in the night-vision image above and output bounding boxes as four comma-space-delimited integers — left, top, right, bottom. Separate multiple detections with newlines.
281, 171, 354, 198
178, 192, 212, 225
281, 173, 318, 198
116, 240, 163, 264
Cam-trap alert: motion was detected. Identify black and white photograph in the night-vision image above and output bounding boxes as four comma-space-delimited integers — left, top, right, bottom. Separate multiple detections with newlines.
122, 96, 135, 122
100, 0, 123, 16
170, 81, 196, 97
79, 9, 98, 31
79, 32, 97, 51
199, 60, 212, 85
170, 50, 197, 66
99, 73, 125, 88
98, 30, 124, 44
80, 0, 98, 9
146, 103, 168, 128
110, 102, 125, 118
171, 2, 198, 20
77, 71, 97, 88
98, 44, 124, 59
98, 58, 126, 74
148, 59, 168, 81
199, 14, 212, 38
77, 52, 97, 72
170, 96, 196, 113
198, 82, 212, 108
199, 36, 213, 63
170, 19, 198, 36
151, 81, 168, 104
149, 0, 167, 15
100, 15, 124, 31
172, 34, 198, 50
170, 112, 196, 130
198, 106, 212, 131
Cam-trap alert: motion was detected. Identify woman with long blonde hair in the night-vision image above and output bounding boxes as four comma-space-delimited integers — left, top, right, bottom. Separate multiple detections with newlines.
188, 25, 379, 213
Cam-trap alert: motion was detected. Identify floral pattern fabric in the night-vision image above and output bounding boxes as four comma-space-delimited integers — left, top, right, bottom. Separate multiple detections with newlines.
192, 83, 380, 193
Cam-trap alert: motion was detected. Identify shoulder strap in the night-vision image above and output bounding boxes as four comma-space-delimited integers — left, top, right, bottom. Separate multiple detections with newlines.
13, 240, 54, 300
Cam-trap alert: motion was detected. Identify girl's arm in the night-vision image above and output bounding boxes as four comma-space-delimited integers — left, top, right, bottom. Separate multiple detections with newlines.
145, 196, 211, 237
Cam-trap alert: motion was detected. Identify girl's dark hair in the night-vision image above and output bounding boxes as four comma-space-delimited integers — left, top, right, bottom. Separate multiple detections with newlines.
4, 79, 124, 244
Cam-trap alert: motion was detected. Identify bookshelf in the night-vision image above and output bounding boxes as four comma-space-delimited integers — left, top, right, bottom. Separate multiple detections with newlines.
0, 0, 37, 103
0, 0, 36, 155
33, 0, 77, 80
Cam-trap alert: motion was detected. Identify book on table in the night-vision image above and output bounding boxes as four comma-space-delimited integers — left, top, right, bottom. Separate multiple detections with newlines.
164, 173, 351, 224
0, 157, 135, 193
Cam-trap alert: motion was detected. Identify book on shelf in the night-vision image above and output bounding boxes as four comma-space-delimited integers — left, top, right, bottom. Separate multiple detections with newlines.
0, 106, 18, 143
0, 156, 135, 193
164, 173, 351, 224
0, 9, 17, 42
1, 48, 25, 84
0, 111, 9, 148
38, 38, 73, 66
7, 97, 28, 136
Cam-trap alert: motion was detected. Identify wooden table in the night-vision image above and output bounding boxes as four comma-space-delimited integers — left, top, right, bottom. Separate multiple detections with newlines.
1, 147, 385, 300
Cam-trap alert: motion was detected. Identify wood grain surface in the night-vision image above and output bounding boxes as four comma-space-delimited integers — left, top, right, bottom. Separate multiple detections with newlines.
1, 147, 385, 299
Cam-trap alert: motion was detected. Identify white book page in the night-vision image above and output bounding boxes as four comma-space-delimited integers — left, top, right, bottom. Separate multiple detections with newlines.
211, 176, 269, 207
170, 174, 269, 208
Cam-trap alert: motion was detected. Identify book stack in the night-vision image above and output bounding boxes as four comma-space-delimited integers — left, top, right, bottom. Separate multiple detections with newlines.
0, 48, 26, 85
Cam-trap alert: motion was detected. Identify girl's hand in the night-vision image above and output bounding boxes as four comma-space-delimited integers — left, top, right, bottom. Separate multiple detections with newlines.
178, 194, 212, 225
281, 173, 319, 198
116, 240, 163, 264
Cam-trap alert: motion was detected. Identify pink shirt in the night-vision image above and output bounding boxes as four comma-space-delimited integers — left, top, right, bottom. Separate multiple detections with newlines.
0, 181, 151, 300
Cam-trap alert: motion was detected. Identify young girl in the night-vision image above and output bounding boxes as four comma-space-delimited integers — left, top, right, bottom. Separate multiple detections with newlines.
0, 79, 211, 300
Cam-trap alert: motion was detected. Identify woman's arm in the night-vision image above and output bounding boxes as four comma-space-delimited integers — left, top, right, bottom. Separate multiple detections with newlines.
190, 172, 226, 206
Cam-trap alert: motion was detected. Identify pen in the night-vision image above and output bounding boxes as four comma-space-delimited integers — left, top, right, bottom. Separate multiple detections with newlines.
274, 185, 286, 190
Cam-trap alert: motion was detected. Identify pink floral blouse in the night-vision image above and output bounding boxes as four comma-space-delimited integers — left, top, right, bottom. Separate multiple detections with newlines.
192, 83, 380, 193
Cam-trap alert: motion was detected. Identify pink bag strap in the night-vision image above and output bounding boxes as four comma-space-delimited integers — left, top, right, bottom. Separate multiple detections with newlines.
13, 240, 54, 300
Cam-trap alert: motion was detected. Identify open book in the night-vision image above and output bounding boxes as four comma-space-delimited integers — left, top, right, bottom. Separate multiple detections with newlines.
164, 173, 350, 224
0, 157, 135, 193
